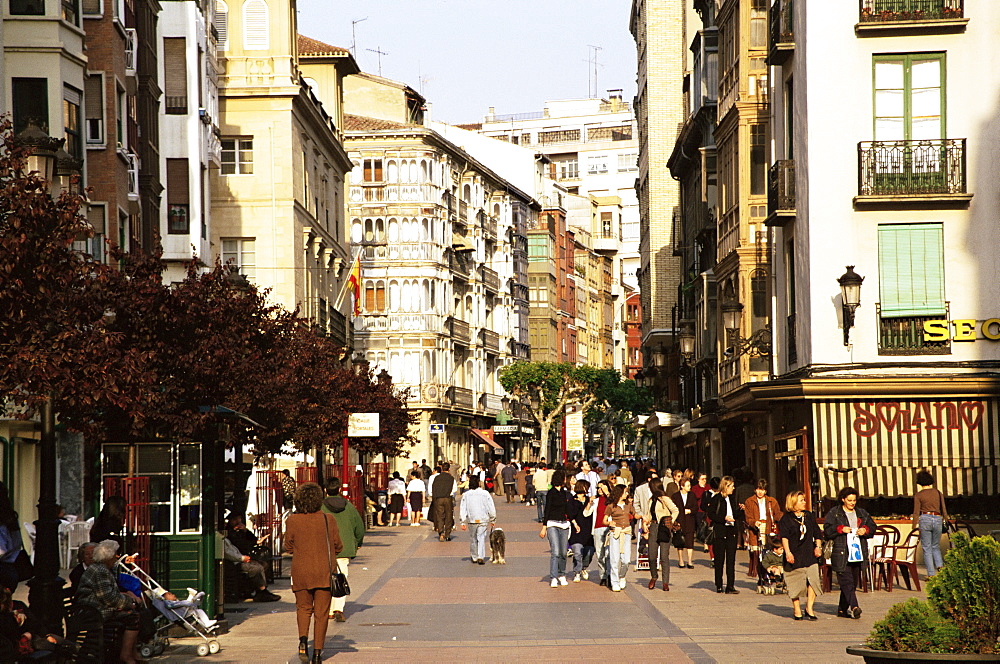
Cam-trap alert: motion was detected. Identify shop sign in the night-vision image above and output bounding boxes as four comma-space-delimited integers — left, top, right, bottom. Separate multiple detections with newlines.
565, 412, 584, 452
348, 412, 379, 437
429, 423, 444, 433
851, 400, 984, 437
520, 427, 534, 434
923, 318, 1000, 342
493, 425, 518, 433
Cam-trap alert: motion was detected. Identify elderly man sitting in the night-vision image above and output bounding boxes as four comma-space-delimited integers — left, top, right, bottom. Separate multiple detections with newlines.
73, 539, 143, 664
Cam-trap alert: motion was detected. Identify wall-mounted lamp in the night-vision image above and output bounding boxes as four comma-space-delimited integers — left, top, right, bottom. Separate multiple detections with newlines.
15, 118, 62, 184
651, 345, 666, 368
678, 320, 695, 364
721, 297, 770, 358
837, 265, 864, 346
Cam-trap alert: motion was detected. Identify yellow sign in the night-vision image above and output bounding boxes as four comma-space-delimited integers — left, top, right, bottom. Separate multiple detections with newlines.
922, 318, 1000, 342
565, 412, 584, 452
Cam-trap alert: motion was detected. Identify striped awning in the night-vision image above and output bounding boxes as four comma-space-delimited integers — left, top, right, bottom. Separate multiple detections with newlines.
811, 400, 1000, 499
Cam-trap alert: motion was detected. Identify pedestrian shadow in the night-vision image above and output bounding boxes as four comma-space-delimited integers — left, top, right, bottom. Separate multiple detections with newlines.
756, 602, 794, 617
323, 633, 359, 654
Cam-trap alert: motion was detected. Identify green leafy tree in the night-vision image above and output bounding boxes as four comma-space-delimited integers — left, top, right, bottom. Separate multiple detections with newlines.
498, 361, 618, 455
585, 378, 653, 456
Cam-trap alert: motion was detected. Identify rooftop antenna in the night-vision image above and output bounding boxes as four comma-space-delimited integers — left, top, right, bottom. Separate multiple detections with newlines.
367, 46, 388, 77
350, 17, 367, 57
587, 44, 604, 98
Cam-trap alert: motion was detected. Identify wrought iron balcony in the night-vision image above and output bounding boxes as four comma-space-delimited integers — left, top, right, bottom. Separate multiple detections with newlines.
447, 317, 471, 344
482, 214, 497, 239
769, 0, 794, 65
766, 159, 795, 226
876, 304, 951, 355
859, 0, 963, 25
857, 139, 967, 200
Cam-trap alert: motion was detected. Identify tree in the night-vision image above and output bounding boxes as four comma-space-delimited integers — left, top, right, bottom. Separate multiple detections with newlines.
585, 378, 653, 457
498, 361, 618, 457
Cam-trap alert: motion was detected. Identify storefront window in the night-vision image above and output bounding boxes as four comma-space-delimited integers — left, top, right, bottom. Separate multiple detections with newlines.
177, 444, 201, 532
102, 443, 202, 535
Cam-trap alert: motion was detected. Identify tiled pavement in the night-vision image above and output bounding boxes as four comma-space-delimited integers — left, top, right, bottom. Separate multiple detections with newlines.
151, 499, 928, 663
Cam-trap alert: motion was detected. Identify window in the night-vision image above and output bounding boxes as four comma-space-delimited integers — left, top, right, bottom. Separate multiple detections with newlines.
115, 85, 125, 148
82, 0, 101, 15
750, 124, 766, 196
538, 129, 580, 145
166, 158, 190, 234
242, 0, 269, 50
586, 125, 633, 142
74, 203, 106, 261
102, 443, 202, 535
220, 137, 253, 174
62, 0, 79, 25
587, 154, 609, 174
617, 152, 638, 172
874, 53, 944, 142
214, 0, 229, 49
555, 157, 578, 180
9, 0, 44, 15
63, 86, 82, 159
222, 237, 256, 278
12, 78, 48, 135
528, 235, 551, 261
364, 280, 386, 312
878, 223, 945, 317
363, 158, 383, 182
601, 212, 615, 238
163, 38, 188, 114
84, 73, 104, 145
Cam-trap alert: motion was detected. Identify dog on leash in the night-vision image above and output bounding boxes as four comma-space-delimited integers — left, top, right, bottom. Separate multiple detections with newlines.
489, 527, 506, 564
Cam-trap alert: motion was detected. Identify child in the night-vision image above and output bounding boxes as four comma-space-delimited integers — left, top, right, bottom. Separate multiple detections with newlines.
760, 537, 786, 575
151, 588, 218, 632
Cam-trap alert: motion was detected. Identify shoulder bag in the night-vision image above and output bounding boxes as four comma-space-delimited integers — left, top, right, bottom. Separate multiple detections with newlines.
653, 501, 673, 543
324, 514, 350, 598
13, 549, 33, 582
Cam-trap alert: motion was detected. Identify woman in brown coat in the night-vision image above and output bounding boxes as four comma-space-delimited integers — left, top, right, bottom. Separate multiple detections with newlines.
285, 483, 343, 663
743, 478, 783, 578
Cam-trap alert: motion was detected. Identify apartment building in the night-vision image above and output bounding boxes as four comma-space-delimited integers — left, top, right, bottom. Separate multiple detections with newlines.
342, 73, 537, 468
211, 18, 355, 344
752, 1, 1000, 509
478, 96, 638, 373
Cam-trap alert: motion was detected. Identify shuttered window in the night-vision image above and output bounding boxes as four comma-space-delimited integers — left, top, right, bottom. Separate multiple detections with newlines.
214, 0, 229, 49
877, 223, 945, 317
82, 0, 101, 15
85, 73, 104, 144
166, 158, 190, 235
163, 38, 188, 114
242, 0, 269, 50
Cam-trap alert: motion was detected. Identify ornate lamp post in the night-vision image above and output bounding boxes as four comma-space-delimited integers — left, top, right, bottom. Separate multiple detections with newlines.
838, 266, 865, 346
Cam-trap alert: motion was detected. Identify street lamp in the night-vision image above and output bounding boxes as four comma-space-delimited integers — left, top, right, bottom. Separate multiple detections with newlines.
678, 320, 695, 364
838, 265, 865, 346
351, 351, 369, 374
14, 119, 62, 184
721, 297, 771, 358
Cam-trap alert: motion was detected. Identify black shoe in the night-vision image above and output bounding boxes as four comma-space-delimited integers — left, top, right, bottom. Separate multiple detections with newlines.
298, 639, 309, 662
686, 564, 695, 569
255, 590, 280, 602
599, 578, 608, 587
852, 606, 863, 619
793, 614, 804, 621
477, 559, 485, 565
312, 650, 323, 663
716, 587, 724, 593
725, 588, 740, 595
837, 609, 851, 618
805, 612, 818, 620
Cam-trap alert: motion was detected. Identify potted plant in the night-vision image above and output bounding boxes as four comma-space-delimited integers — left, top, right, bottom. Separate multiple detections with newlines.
847, 534, 1000, 662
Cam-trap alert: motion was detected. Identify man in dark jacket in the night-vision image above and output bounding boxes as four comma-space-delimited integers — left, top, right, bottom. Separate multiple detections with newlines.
429, 463, 457, 540
321, 478, 366, 622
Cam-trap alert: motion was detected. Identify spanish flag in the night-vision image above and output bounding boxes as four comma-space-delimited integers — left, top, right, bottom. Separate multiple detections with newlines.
335, 252, 363, 316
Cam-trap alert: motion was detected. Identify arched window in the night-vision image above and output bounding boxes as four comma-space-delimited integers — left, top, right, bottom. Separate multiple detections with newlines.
386, 159, 398, 183
351, 219, 362, 243
364, 219, 374, 242
215, 0, 229, 50
420, 160, 428, 183
463, 183, 471, 202
242, 0, 269, 50
387, 218, 399, 243
389, 280, 400, 312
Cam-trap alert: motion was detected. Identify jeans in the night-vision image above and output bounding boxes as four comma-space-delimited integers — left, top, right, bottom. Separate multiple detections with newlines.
919, 514, 945, 577
593, 527, 609, 580
608, 531, 632, 588
535, 490, 547, 522
468, 523, 488, 561
571, 542, 595, 574
546, 525, 570, 579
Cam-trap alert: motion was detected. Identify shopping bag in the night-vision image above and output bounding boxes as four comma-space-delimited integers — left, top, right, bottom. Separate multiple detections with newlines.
846, 532, 863, 563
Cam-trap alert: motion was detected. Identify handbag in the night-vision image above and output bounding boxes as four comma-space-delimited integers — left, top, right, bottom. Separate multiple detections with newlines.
653, 502, 674, 544
323, 514, 350, 598
671, 528, 686, 549
822, 538, 835, 561
13, 549, 33, 582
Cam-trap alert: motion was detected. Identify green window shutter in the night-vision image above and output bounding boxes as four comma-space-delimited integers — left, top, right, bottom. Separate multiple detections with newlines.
878, 223, 945, 317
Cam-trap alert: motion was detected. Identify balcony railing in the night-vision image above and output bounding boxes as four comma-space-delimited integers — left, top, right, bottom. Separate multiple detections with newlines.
126, 151, 140, 201
355, 314, 442, 333
165, 95, 187, 115
876, 303, 951, 355
859, 0, 963, 23
858, 139, 966, 198
482, 214, 497, 239
719, 355, 741, 395
449, 386, 474, 410
770, 0, 794, 65
458, 199, 468, 223
480, 393, 504, 413
449, 252, 472, 279
513, 341, 530, 359
124, 28, 137, 76
766, 159, 795, 225
479, 265, 500, 292
786, 313, 797, 365
447, 317, 471, 344
480, 329, 500, 353
511, 283, 529, 302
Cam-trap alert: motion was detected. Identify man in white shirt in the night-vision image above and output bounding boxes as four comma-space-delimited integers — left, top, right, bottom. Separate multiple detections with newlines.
532, 464, 550, 523
459, 476, 496, 564
575, 461, 601, 498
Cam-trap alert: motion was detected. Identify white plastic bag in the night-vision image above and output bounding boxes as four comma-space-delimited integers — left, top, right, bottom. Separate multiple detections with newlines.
847, 532, 863, 562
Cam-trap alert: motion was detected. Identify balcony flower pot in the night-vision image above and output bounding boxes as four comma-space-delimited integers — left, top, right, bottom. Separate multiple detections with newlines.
846, 647, 1000, 663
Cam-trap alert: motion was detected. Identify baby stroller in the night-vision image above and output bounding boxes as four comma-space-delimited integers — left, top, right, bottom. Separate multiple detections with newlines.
755, 539, 787, 596
116, 557, 222, 657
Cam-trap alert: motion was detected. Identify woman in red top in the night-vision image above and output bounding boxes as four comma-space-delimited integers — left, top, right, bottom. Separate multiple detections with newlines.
691, 473, 709, 551
593, 480, 612, 587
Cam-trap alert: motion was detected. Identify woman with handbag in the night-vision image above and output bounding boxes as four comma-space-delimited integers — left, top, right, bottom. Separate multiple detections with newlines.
778, 490, 824, 620
912, 471, 949, 579
648, 479, 680, 591
824, 487, 877, 619
743, 479, 783, 578
0, 484, 28, 592
670, 477, 697, 569
285, 483, 344, 663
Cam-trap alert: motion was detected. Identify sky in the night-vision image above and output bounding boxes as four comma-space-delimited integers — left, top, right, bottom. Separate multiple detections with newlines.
296, 0, 639, 124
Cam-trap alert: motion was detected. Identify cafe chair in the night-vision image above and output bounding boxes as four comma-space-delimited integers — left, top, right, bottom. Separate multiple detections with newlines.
868, 525, 899, 591
881, 528, 922, 592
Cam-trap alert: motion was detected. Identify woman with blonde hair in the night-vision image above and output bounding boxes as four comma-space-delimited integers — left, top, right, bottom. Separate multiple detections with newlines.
777, 490, 824, 620
285, 483, 344, 662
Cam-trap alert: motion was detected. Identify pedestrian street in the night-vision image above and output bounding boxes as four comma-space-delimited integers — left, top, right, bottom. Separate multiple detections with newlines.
152, 498, 927, 663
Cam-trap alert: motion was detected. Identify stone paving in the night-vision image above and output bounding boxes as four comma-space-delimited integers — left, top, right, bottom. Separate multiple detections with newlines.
148, 499, 928, 663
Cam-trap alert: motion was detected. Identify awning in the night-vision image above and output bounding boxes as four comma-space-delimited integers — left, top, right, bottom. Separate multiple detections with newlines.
811, 400, 1000, 499
471, 428, 502, 450
452, 232, 475, 252
644, 411, 688, 431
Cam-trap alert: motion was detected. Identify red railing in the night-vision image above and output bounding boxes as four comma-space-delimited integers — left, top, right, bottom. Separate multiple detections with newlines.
365, 463, 389, 492
103, 477, 151, 571
254, 470, 285, 578
294, 466, 318, 485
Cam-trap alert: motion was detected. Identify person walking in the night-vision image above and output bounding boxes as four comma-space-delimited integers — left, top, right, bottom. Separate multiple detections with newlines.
501, 461, 518, 503
89, 495, 127, 551
567, 480, 596, 582
823, 487, 877, 620
575, 461, 601, 498
321, 478, 365, 624
707, 476, 743, 594
603, 483, 634, 592
778, 490, 824, 620
459, 476, 496, 565
405, 471, 426, 527
386, 472, 406, 527
429, 463, 457, 541
593, 480, 612, 587
743, 479, 783, 578
912, 471, 949, 579
648, 478, 679, 591
284, 483, 344, 663
633, 469, 657, 565
671, 477, 697, 569
540, 469, 572, 587
533, 463, 550, 523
